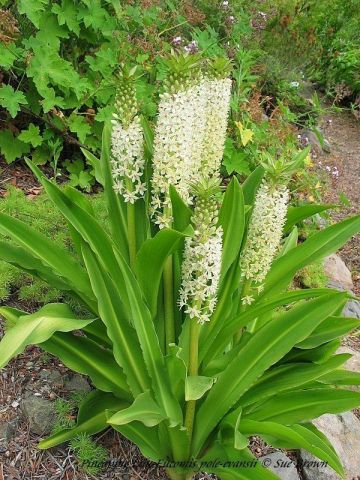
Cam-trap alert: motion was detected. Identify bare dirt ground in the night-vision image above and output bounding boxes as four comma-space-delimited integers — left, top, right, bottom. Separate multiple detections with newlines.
322, 109, 360, 296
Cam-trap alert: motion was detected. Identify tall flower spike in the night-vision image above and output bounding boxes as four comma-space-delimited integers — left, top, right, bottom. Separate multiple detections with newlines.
151, 53, 204, 228
240, 180, 289, 291
200, 58, 232, 178
111, 66, 146, 204
179, 179, 223, 324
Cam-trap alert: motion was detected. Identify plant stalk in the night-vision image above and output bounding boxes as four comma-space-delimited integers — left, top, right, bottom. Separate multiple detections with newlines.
164, 255, 175, 354
125, 179, 137, 270
234, 279, 252, 343
184, 319, 201, 451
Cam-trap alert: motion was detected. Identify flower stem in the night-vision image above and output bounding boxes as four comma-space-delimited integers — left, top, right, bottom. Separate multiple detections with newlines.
125, 179, 137, 270
184, 319, 201, 451
234, 279, 252, 344
164, 255, 175, 354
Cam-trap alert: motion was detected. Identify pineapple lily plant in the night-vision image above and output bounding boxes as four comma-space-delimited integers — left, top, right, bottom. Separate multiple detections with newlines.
0, 55, 360, 480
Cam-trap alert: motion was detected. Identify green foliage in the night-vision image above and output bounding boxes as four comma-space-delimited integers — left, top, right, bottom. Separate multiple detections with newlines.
0, 111, 359, 480
70, 433, 108, 475
0, 186, 106, 304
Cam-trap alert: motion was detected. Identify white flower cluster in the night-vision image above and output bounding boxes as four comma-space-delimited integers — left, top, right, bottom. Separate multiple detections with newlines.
179, 195, 223, 324
151, 84, 207, 227
151, 77, 231, 227
201, 77, 232, 178
111, 116, 146, 203
241, 181, 289, 286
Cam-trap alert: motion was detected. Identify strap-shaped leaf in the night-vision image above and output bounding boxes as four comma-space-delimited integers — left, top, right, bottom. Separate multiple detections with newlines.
80, 148, 104, 185
82, 244, 150, 397
39, 390, 127, 449
108, 391, 166, 427
192, 292, 347, 454
136, 227, 191, 317
241, 354, 351, 408
296, 316, 360, 349
41, 332, 131, 400
280, 339, 341, 365
247, 388, 360, 424
278, 226, 298, 257
170, 185, 192, 233
112, 248, 183, 426
263, 214, 360, 297
242, 166, 264, 205
317, 369, 360, 386
1, 306, 130, 400
219, 176, 245, 283
238, 420, 344, 477
0, 240, 73, 291
0, 304, 94, 368
284, 204, 337, 233
99, 124, 128, 258
201, 288, 341, 365
0, 213, 96, 311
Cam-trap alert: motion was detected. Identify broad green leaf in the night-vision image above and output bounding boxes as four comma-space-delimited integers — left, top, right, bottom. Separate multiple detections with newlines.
192, 292, 347, 454
18, 123, 43, 147
284, 204, 337, 233
82, 244, 150, 397
219, 176, 245, 282
242, 166, 264, 205
52, 0, 80, 35
136, 228, 190, 317
263, 215, 360, 297
240, 354, 350, 408
185, 376, 216, 401
68, 113, 91, 143
0, 130, 30, 164
39, 390, 127, 449
296, 316, 360, 349
18, 0, 48, 27
140, 115, 154, 157
0, 84, 27, 117
238, 420, 343, 477
166, 345, 186, 401
108, 391, 166, 427
247, 388, 360, 424
0, 211, 96, 312
0, 304, 93, 368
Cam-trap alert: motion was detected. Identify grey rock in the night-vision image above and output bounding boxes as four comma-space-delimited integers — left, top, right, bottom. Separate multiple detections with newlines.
299, 412, 360, 480
64, 374, 91, 393
327, 280, 360, 319
0, 421, 16, 452
259, 452, 300, 480
20, 394, 55, 435
40, 369, 63, 386
324, 254, 354, 290
342, 298, 360, 319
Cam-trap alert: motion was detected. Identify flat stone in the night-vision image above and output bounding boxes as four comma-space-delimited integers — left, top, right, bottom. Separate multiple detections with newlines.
20, 394, 55, 435
299, 412, 360, 480
0, 421, 16, 452
327, 280, 360, 318
259, 452, 300, 480
324, 254, 354, 290
336, 346, 360, 373
64, 374, 91, 393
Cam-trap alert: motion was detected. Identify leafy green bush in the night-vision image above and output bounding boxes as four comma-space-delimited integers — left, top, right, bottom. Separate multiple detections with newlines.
0, 55, 359, 480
